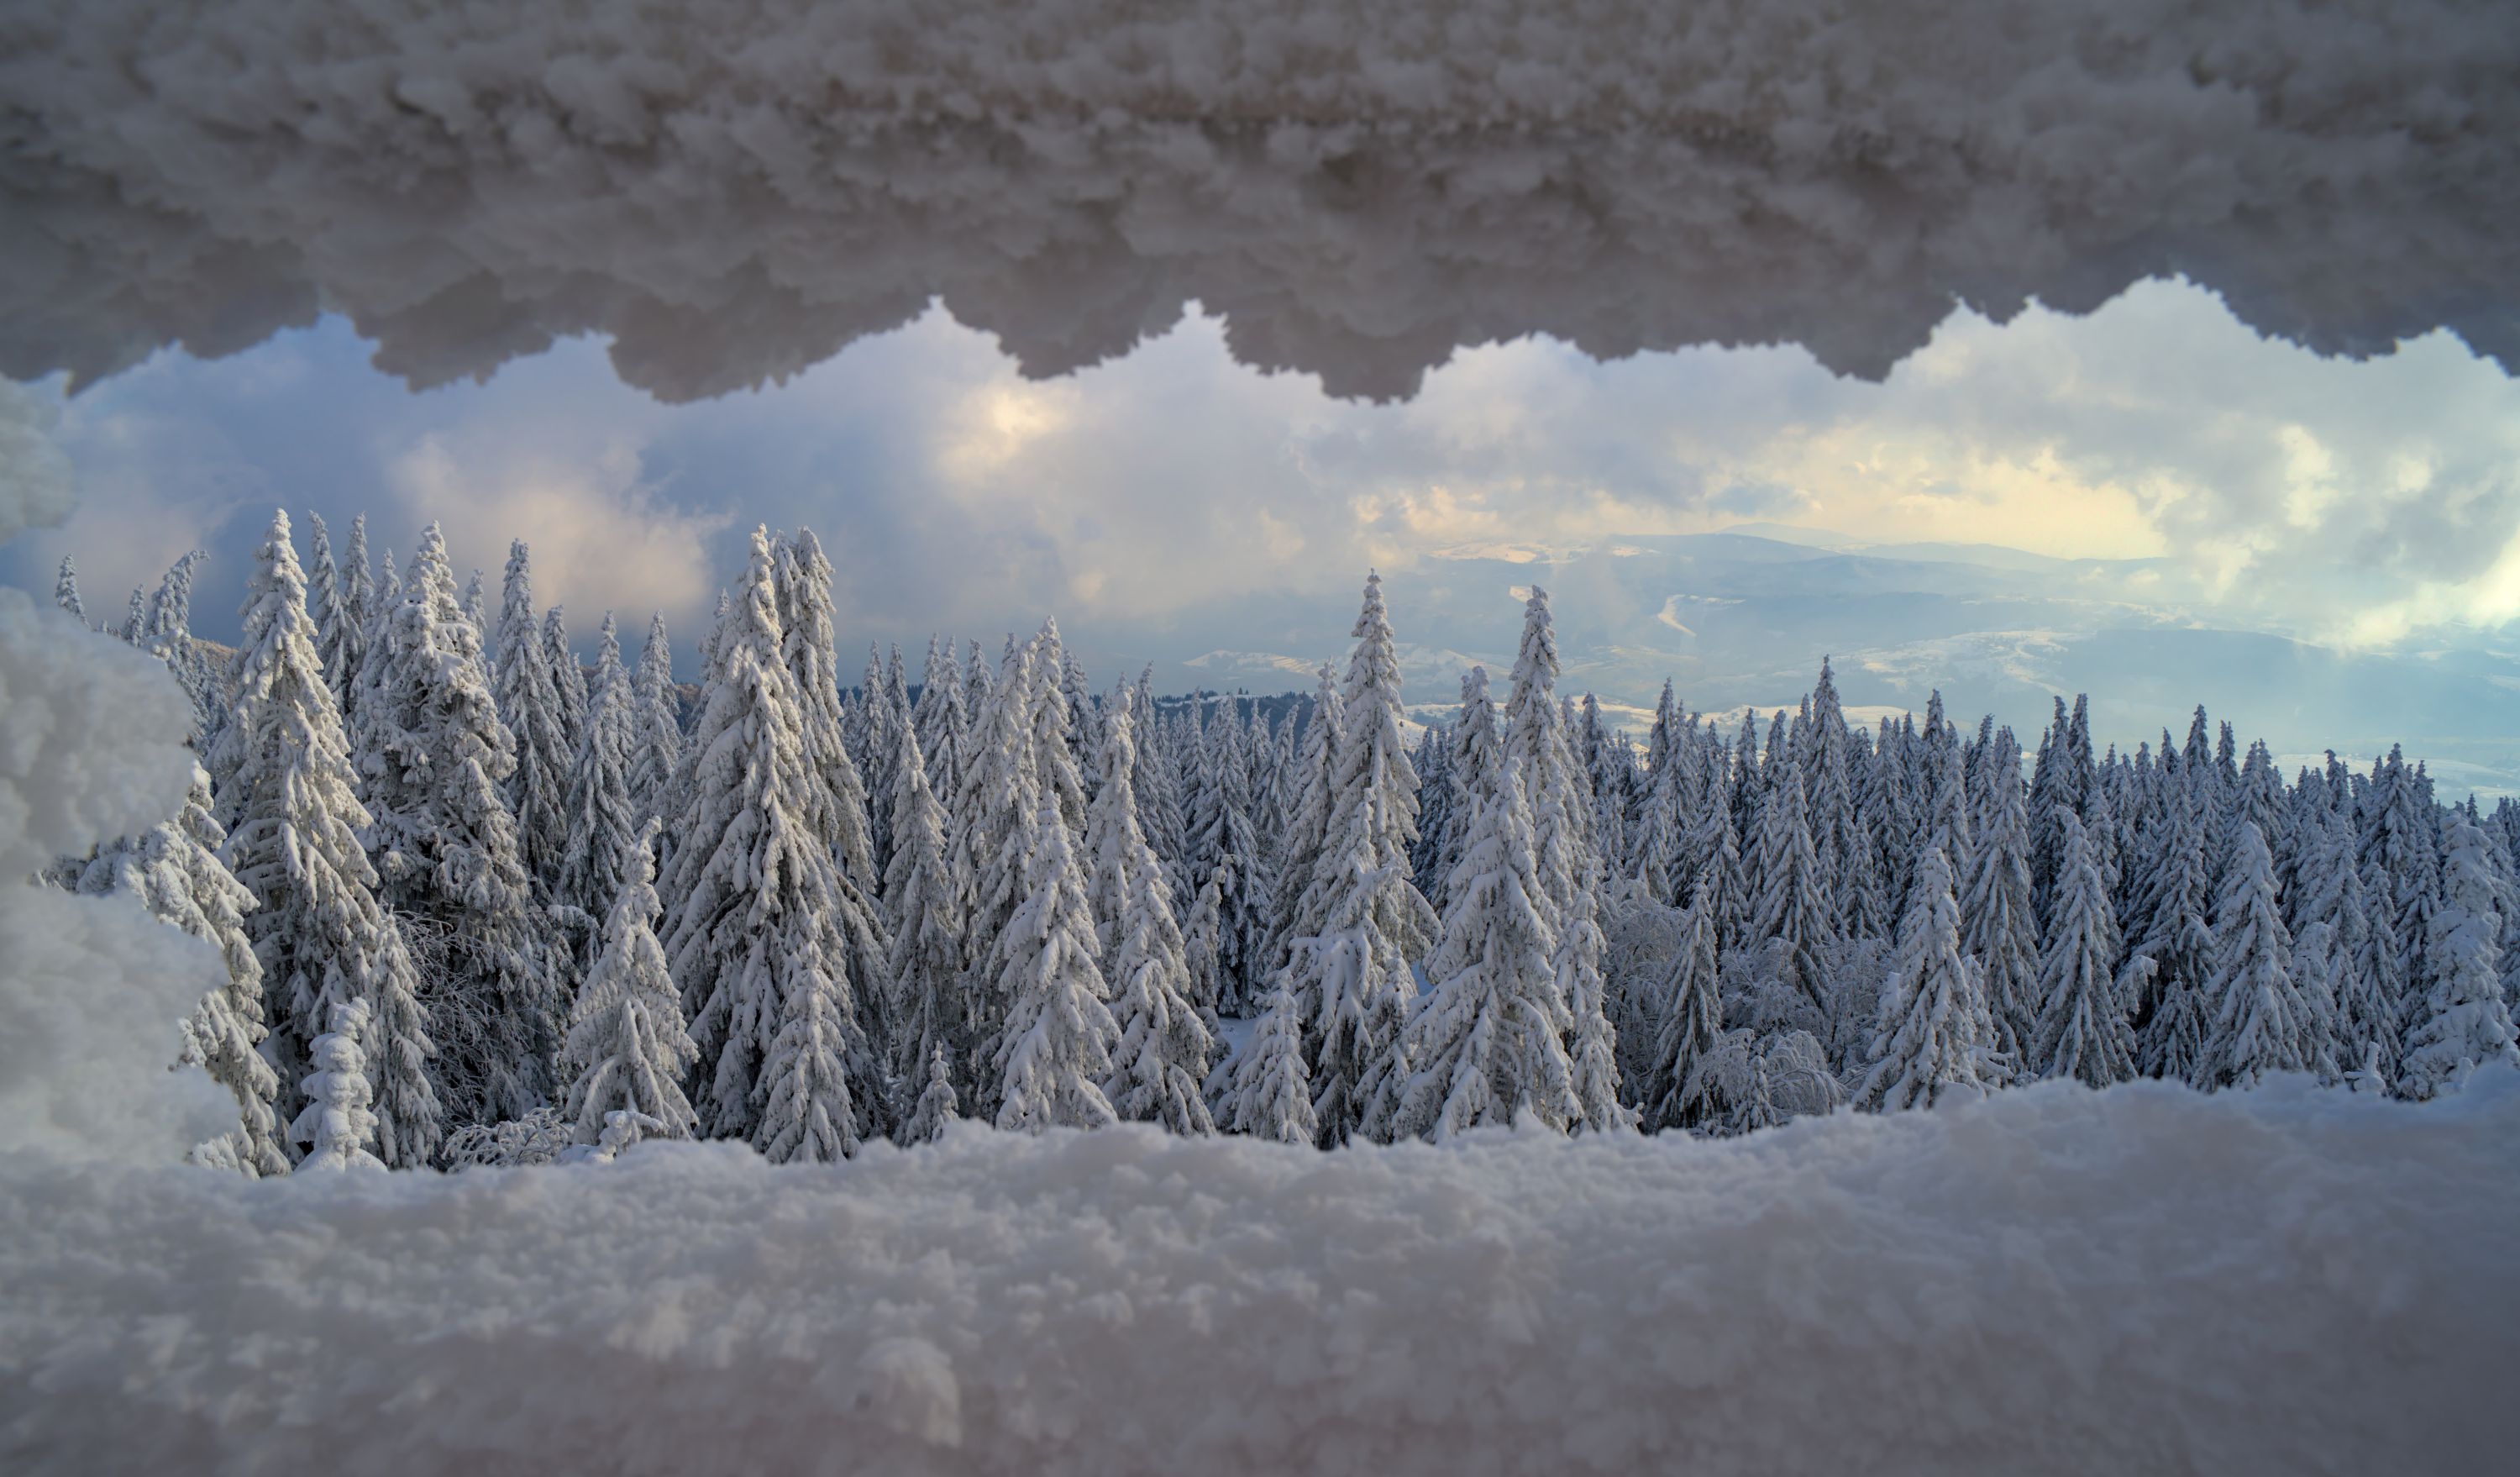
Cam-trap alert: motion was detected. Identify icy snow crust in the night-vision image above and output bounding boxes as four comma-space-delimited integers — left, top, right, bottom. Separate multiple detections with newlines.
6, 1075, 2517, 1475
2, 1, 2514, 401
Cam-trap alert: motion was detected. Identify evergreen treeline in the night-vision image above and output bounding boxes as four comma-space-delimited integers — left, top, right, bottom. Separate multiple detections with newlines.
44, 519, 2520, 1170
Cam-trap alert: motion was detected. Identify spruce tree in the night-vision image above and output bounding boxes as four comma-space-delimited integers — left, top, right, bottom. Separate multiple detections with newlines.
1088, 708, 1216, 1133
494, 542, 574, 900
898, 1045, 961, 1146
1499, 586, 1629, 1135
776, 530, 884, 907
460, 570, 490, 646
991, 796, 1123, 1133
1389, 754, 1580, 1141
2134, 786, 2218, 1084
357, 523, 556, 1127
557, 613, 643, 967
773, 531, 890, 1060
1288, 572, 1440, 1143
1747, 743, 1835, 1018
664, 528, 882, 1151
53, 553, 87, 626
2032, 807, 2135, 1087
911, 634, 971, 813
1644, 880, 1725, 1132
292, 1000, 387, 1172
1184, 699, 1273, 1016
1222, 981, 1317, 1145
545, 604, 588, 760
2200, 818, 2323, 1088
883, 717, 969, 1106
318, 512, 374, 717
79, 762, 289, 1176
1860, 843, 1997, 1111
560, 821, 700, 1145
2399, 811, 2520, 1100
216, 510, 440, 1167
1962, 729, 2040, 1062
628, 612, 683, 823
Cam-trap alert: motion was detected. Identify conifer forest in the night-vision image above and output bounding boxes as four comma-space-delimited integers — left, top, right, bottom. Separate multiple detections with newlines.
46, 511, 2519, 1174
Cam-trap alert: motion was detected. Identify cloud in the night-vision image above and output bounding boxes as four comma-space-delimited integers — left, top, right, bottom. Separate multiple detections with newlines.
385, 433, 732, 637
2, 2, 2513, 405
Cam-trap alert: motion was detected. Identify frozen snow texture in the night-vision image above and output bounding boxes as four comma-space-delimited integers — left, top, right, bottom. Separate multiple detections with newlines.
0, 588, 230, 1165
2, 2, 2514, 402
2, 1072, 2515, 1473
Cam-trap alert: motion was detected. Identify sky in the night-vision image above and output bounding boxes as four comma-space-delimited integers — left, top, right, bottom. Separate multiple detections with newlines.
4, 275, 2517, 792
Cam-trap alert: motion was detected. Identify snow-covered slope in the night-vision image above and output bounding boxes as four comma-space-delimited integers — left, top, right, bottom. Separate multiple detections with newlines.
5, 1073, 2515, 1474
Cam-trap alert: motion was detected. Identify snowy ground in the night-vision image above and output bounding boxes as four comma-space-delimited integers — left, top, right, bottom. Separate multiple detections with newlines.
6, 1070, 2515, 1474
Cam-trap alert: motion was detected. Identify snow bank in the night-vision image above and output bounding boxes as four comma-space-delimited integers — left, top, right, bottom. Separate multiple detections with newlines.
0, 588, 231, 1164
5, 1074, 2514, 1474
2, 2, 2512, 401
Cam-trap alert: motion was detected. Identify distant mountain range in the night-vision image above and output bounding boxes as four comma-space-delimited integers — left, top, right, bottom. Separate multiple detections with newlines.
1079, 527, 2517, 798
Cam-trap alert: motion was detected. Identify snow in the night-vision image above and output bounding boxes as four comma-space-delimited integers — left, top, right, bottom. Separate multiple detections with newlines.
0, 1073, 2512, 1470
0, 586, 232, 1165
8, 3, 2512, 403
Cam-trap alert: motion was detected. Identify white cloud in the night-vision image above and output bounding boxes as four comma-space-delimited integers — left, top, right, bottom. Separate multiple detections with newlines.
386, 428, 732, 642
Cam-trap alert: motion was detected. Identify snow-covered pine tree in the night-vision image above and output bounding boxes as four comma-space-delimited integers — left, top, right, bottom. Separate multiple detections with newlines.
2133, 784, 2218, 1084
1389, 754, 1580, 1141
2361, 746, 2441, 1034
864, 643, 914, 878
557, 613, 643, 968
560, 820, 700, 1145
1184, 701, 1276, 1017
53, 553, 87, 626
2398, 810, 2520, 1100
664, 528, 882, 1151
216, 510, 440, 1167
1746, 739, 1835, 1021
898, 1045, 961, 1146
1221, 980, 1318, 1145
1284, 572, 1441, 1144
141, 549, 221, 741
1962, 728, 2040, 1062
1129, 668, 1189, 898
1027, 622, 1091, 839
2031, 807, 2136, 1087
1088, 707, 1216, 1133
78, 762, 289, 1176
776, 531, 884, 899
2198, 817, 2325, 1088
950, 639, 1043, 1103
545, 604, 588, 761
493, 543, 575, 900
460, 570, 490, 648
911, 634, 972, 812
1859, 841, 1997, 1111
628, 612, 683, 825
292, 999, 386, 1172
1644, 875, 1725, 1132
1498, 586, 1630, 1135
318, 512, 374, 717
1182, 865, 1227, 1017
356, 523, 557, 1127
1421, 668, 1496, 917
1268, 663, 1342, 980
991, 796, 1123, 1133
883, 717, 969, 1109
